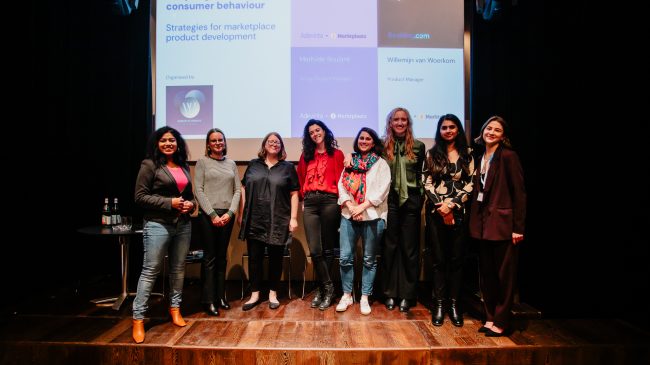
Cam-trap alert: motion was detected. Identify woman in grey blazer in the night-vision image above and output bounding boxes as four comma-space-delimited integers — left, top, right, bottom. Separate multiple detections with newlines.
132, 126, 196, 343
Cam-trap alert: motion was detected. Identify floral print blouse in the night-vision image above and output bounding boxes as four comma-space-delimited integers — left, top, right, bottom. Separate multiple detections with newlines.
422, 150, 475, 213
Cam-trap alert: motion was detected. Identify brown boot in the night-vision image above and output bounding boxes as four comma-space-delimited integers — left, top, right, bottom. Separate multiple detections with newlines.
132, 319, 145, 343
169, 307, 187, 327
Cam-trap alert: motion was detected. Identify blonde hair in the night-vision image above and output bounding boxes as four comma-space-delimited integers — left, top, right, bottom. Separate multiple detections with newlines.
383, 107, 416, 160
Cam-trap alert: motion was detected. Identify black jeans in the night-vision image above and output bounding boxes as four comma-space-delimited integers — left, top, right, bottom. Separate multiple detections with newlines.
303, 191, 340, 285
425, 202, 467, 301
198, 211, 234, 304
247, 238, 285, 292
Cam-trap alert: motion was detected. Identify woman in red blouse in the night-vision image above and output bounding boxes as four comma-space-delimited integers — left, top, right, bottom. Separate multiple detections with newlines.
297, 120, 344, 310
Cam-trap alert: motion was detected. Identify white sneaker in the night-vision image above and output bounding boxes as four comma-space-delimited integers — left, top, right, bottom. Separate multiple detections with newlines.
360, 298, 371, 315
336, 296, 354, 312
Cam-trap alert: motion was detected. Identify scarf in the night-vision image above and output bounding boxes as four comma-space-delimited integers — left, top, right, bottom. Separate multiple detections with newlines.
341, 152, 379, 204
392, 139, 409, 206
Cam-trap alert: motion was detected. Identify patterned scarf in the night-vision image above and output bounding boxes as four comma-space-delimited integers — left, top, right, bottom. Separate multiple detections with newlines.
341, 152, 379, 204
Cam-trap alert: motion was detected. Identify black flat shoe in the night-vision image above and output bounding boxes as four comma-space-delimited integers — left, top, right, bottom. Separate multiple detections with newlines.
385, 297, 395, 310
219, 298, 231, 310
478, 326, 490, 333
485, 328, 512, 337
242, 299, 261, 311
268, 301, 280, 310
399, 299, 410, 313
203, 303, 220, 316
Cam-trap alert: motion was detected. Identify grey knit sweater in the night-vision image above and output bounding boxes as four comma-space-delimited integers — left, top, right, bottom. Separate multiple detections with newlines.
193, 156, 241, 218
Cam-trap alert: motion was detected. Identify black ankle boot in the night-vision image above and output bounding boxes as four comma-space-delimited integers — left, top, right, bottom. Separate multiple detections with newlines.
448, 299, 463, 327
219, 298, 231, 310
203, 303, 219, 316
311, 285, 323, 308
216, 271, 230, 309
431, 299, 444, 326
318, 282, 335, 310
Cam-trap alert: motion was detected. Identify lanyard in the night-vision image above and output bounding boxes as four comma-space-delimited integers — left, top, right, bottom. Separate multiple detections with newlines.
479, 153, 493, 189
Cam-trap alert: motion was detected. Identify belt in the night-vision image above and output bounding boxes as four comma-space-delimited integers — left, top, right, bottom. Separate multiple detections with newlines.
305, 190, 337, 198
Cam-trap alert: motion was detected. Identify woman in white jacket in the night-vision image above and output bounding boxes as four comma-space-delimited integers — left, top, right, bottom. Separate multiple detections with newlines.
335, 127, 391, 316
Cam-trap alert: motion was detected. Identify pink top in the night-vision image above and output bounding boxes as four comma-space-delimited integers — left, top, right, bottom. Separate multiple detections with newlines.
167, 166, 188, 193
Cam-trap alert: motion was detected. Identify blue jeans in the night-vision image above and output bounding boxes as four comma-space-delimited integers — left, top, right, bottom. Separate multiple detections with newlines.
339, 217, 385, 296
133, 219, 191, 320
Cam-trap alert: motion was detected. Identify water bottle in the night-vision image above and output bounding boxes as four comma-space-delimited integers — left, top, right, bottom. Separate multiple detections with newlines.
102, 198, 112, 227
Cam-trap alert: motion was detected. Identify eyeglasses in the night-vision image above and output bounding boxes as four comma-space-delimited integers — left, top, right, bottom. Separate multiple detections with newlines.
209, 139, 224, 144
266, 140, 281, 146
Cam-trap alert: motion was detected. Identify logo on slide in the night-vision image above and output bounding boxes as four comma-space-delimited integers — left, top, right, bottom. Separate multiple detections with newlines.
179, 90, 204, 118
166, 85, 213, 135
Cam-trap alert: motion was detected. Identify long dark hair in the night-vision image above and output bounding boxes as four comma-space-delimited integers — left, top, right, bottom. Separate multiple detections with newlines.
302, 119, 339, 163
146, 126, 189, 168
353, 127, 384, 156
426, 114, 471, 176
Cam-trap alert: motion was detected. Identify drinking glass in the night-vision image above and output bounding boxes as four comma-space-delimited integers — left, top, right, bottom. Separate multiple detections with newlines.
121, 216, 132, 231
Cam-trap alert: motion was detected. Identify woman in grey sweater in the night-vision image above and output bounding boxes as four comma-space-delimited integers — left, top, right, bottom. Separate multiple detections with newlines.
194, 128, 241, 316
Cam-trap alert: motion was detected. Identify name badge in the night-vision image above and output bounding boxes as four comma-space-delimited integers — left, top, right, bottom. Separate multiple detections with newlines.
477, 192, 484, 202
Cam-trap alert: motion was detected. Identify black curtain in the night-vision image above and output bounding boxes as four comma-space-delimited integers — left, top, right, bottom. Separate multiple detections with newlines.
15, 1, 152, 298
469, 1, 647, 329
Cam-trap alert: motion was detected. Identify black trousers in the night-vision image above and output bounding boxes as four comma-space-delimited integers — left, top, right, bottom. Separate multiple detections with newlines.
303, 191, 340, 285
247, 238, 285, 292
381, 190, 423, 301
478, 239, 519, 329
197, 211, 234, 304
425, 204, 467, 301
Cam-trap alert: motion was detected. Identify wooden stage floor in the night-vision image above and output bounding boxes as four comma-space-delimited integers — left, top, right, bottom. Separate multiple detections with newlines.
0, 279, 649, 364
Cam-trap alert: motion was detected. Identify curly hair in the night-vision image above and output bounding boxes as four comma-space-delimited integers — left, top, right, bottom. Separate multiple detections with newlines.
146, 126, 189, 168
301, 119, 339, 163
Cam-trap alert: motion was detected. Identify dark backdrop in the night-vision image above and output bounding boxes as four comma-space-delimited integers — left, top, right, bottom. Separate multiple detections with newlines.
19, 1, 647, 329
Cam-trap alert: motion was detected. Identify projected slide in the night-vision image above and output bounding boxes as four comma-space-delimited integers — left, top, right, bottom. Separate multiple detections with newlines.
155, 0, 464, 140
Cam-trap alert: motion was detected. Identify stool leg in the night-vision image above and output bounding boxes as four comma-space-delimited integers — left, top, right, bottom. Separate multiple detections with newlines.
241, 255, 245, 300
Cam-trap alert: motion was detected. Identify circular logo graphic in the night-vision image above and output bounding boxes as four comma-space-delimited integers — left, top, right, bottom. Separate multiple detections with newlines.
179, 90, 206, 119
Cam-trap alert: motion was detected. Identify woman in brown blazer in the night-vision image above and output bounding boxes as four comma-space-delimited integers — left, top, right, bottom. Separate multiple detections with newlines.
469, 116, 526, 337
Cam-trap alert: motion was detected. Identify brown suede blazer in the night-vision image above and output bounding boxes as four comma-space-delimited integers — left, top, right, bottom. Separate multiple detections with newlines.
469, 146, 526, 241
